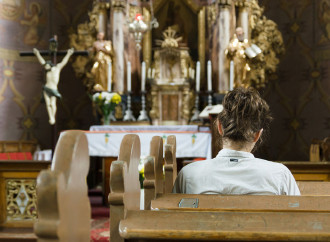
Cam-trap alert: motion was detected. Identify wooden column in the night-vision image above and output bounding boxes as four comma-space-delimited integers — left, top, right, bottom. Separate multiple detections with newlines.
111, 0, 126, 93
142, 7, 152, 72
98, 3, 108, 35
237, 1, 250, 40
198, 7, 206, 86
218, 0, 232, 93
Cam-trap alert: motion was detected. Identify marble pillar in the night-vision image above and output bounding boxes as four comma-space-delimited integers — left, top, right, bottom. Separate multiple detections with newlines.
198, 7, 206, 87
111, 0, 126, 93
218, 0, 232, 93
142, 8, 152, 72
98, 3, 108, 35
237, 1, 250, 40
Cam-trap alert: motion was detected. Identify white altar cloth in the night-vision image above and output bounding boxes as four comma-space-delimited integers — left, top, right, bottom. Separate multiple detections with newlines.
86, 125, 212, 159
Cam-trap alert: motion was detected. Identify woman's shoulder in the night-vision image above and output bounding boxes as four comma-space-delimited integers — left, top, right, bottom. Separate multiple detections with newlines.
252, 158, 290, 172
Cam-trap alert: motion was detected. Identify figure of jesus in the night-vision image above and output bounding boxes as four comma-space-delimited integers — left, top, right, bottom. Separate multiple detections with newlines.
33, 48, 74, 125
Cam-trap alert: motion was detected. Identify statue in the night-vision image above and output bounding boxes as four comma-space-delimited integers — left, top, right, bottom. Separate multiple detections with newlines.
91, 31, 114, 91
33, 48, 74, 125
225, 27, 251, 88
20, 2, 41, 45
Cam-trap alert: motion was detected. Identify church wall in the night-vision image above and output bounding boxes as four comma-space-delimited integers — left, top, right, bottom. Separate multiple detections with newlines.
255, 0, 330, 161
0, 0, 94, 149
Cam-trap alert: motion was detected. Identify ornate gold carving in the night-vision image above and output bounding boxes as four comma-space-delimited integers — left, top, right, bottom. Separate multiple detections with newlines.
0, 0, 24, 20
218, 0, 232, 7
247, 0, 285, 88
235, 0, 250, 8
149, 27, 195, 124
111, 0, 126, 12
69, 1, 109, 91
6, 179, 37, 221
207, 3, 218, 29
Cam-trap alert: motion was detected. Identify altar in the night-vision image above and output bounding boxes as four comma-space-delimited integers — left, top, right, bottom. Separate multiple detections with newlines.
85, 125, 211, 203
85, 125, 211, 159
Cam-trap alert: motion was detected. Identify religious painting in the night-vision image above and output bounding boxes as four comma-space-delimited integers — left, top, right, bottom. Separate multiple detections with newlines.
318, 0, 330, 44
20, 1, 43, 45
152, 0, 198, 60
0, 0, 24, 20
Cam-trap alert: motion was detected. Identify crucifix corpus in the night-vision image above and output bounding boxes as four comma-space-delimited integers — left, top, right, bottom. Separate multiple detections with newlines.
20, 36, 88, 125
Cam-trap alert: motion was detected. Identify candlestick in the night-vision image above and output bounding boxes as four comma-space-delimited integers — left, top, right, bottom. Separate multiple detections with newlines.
207, 60, 212, 91
229, 60, 234, 91
141, 61, 146, 92
107, 61, 112, 92
127, 61, 131, 92
196, 61, 200, 92
151, 68, 155, 78
123, 92, 136, 121
138, 91, 150, 121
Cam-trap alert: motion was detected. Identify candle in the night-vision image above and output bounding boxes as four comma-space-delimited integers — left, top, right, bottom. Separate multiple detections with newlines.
141, 61, 146, 92
127, 61, 131, 92
229, 60, 234, 91
196, 61, 200, 92
207, 60, 212, 91
151, 68, 155, 78
107, 61, 112, 92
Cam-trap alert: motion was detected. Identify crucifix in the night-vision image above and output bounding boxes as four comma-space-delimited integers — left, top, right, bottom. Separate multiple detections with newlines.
20, 35, 88, 151
20, 35, 88, 125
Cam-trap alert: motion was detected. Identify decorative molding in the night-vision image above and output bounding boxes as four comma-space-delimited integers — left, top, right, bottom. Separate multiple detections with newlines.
6, 179, 37, 222
111, 0, 126, 12
0, 48, 36, 62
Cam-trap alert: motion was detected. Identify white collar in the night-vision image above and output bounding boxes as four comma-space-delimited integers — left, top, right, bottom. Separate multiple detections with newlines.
216, 148, 254, 159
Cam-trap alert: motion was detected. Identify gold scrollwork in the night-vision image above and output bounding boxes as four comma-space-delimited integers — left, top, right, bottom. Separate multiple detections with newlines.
6, 179, 37, 221
247, 0, 285, 88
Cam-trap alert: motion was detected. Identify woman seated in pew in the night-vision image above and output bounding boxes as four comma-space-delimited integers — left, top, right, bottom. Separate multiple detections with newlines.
173, 87, 300, 195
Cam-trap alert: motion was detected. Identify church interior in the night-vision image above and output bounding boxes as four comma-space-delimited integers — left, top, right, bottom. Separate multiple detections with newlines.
0, 0, 330, 241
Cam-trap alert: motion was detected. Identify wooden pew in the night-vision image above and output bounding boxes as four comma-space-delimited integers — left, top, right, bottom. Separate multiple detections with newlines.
108, 134, 141, 242
110, 135, 330, 241
119, 209, 330, 241
164, 135, 177, 194
34, 130, 91, 242
144, 135, 177, 210
297, 181, 330, 196
151, 193, 330, 212
143, 136, 164, 210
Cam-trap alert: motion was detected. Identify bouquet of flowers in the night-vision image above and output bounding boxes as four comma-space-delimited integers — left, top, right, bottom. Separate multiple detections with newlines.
92, 92, 121, 125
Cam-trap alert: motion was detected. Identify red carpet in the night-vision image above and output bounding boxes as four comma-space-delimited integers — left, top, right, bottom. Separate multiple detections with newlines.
89, 188, 110, 241
91, 218, 110, 242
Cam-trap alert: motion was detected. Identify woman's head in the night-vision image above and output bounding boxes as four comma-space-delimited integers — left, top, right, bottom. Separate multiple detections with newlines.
217, 87, 272, 148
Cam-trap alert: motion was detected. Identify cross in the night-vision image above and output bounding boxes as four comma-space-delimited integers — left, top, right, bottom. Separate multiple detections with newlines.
19, 35, 89, 151
20, 35, 88, 64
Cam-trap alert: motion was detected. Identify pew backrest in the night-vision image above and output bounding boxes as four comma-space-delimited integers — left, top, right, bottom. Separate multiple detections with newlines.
109, 134, 141, 242
298, 181, 330, 195
164, 135, 177, 194
34, 130, 90, 242
151, 193, 330, 212
143, 136, 163, 210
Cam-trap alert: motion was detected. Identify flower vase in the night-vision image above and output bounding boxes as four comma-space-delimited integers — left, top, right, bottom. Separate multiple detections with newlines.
103, 114, 111, 125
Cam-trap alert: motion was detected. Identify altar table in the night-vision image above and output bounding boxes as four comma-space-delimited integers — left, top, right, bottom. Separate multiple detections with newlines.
85, 125, 212, 159
85, 125, 211, 203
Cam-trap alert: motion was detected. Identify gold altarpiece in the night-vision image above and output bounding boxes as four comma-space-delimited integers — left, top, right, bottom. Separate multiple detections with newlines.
69, 0, 283, 124
148, 27, 195, 125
